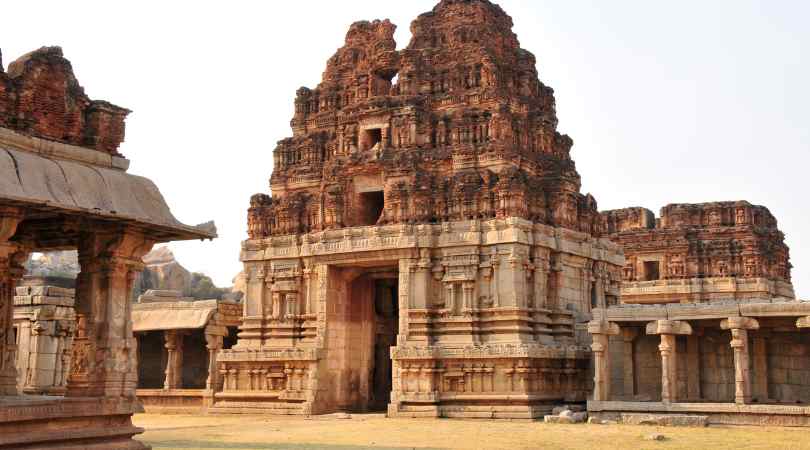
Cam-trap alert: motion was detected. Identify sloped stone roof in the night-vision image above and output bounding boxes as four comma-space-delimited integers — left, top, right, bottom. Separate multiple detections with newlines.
0, 142, 215, 241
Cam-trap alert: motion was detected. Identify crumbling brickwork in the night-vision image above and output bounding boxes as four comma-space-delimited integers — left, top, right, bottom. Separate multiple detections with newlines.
0, 47, 129, 155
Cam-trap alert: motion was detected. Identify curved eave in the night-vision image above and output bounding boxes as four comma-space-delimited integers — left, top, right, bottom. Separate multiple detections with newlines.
0, 146, 215, 242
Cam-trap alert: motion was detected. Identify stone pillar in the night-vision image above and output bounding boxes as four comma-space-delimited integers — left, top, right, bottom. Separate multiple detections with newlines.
0, 207, 23, 395
720, 317, 759, 404
163, 330, 181, 390
205, 331, 224, 391
587, 320, 619, 401
66, 228, 155, 398
620, 327, 638, 399
646, 320, 692, 403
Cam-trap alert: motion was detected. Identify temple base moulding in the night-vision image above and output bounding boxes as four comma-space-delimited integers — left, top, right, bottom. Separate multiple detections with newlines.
0, 396, 148, 449
588, 400, 810, 427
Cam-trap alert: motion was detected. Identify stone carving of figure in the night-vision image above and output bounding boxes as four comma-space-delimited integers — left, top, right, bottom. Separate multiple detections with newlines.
709, 210, 722, 226
716, 260, 729, 277
622, 262, 634, 281
744, 257, 758, 277
735, 208, 747, 225
668, 255, 685, 278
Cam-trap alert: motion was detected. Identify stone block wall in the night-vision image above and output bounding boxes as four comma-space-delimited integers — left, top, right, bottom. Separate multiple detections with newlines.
634, 334, 662, 401
765, 331, 810, 403
699, 329, 735, 402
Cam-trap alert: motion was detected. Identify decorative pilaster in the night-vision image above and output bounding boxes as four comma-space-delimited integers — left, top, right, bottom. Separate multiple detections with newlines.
646, 320, 692, 403
587, 320, 619, 401
0, 207, 23, 395
720, 317, 759, 404
66, 228, 155, 398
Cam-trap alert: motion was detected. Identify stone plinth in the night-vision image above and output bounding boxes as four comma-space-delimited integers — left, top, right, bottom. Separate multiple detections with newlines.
0, 396, 147, 449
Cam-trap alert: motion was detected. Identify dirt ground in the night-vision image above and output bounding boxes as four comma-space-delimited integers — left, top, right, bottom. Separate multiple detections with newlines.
134, 413, 810, 450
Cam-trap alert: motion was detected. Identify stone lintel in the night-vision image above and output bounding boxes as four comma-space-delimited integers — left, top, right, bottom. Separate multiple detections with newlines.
646, 320, 692, 336
720, 317, 759, 330
586, 320, 620, 336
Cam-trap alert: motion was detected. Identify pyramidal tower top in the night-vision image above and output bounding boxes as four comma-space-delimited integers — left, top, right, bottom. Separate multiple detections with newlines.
249, 0, 596, 238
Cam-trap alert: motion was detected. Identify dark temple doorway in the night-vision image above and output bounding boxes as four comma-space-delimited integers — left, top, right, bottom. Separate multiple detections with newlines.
370, 277, 399, 411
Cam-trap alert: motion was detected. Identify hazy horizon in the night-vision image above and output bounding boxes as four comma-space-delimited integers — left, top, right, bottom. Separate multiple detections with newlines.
3, 0, 808, 297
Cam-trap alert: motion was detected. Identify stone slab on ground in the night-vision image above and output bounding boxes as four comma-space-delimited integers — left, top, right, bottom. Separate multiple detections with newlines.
621, 413, 708, 427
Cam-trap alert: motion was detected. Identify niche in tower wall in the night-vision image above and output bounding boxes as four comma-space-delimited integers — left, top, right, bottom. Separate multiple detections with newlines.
644, 261, 660, 281
358, 191, 385, 226
360, 128, 383, 151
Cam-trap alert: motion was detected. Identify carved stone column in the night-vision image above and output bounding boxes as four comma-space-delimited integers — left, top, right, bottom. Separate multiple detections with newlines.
721, 317, 759, 404
163, 330, 182, 390
66, 228, 155, 398
587, 320, 619, 401
0, 207, 23, 395
646, 320, 692, 403
205, 332, 224, 391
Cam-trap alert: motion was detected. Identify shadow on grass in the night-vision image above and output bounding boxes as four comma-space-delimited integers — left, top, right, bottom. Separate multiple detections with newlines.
140, 440, 444, 450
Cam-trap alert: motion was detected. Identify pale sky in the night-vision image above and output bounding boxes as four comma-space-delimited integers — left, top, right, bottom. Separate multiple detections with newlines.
2, 1, 808, 298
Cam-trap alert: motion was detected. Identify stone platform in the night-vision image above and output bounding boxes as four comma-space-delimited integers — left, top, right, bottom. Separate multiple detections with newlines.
136, 389, 206, 414
0, 396, 148, 449
589, 400, 810, 427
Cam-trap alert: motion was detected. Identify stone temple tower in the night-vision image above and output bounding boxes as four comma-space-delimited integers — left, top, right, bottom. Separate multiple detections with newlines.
215, 0, 623, 418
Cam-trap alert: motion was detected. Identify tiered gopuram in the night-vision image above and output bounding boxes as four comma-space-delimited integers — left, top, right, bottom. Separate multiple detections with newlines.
217, 0, 622, 418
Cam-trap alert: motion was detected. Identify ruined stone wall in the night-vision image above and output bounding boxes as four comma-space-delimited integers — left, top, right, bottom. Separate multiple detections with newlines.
0, 47, 129, 155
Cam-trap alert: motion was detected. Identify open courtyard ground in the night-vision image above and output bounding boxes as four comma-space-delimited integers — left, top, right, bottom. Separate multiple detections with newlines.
134, 413, 810, 450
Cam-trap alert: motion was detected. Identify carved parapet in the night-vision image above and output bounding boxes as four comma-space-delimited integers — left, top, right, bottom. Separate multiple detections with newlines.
645, 320, 692, 336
